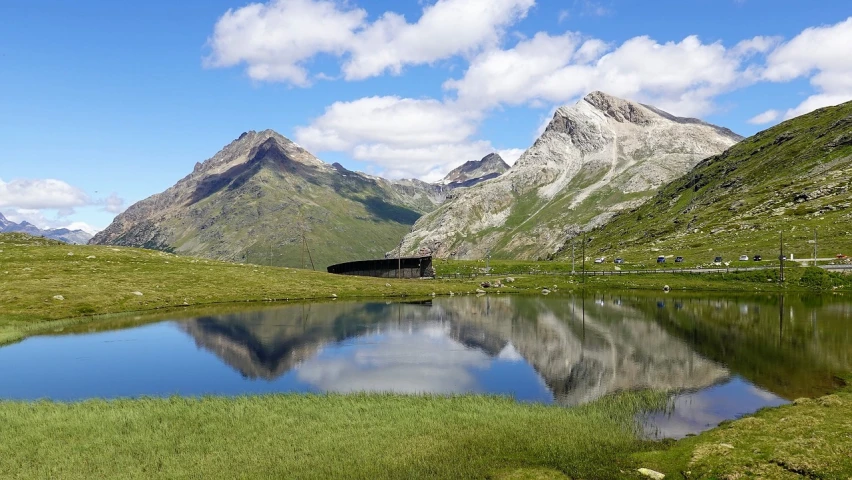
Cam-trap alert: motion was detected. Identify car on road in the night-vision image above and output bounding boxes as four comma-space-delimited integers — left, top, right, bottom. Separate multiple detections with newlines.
675, 256, 684, 263
657, 256, 666, 263
594, 257, 604, 264
838, 254, 848, 259
714, 256, 723, 263
614, 258, 624, 264
739, 255, 749, 261
753, 255, 762, 261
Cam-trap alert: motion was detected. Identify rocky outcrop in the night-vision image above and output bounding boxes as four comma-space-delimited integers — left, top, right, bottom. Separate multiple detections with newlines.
440, 153, 510, 188
398, 92, 742, 259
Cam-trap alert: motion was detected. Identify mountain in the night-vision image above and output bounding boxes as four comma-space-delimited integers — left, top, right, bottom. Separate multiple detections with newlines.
440, 153, 510, 188
398, 92, 742, 260
90, 130, 460, 268
574, 99, 852, 263
0, 212, 93, 244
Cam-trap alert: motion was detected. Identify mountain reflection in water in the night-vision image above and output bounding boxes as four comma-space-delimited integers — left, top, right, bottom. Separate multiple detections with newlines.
177, 294, 850, 406
1, 293, 849, 437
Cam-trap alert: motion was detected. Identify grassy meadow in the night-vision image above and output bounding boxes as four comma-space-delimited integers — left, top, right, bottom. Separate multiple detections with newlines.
2, 232, 852, 479
6, 232, 849, 346
0, 392, 667, 480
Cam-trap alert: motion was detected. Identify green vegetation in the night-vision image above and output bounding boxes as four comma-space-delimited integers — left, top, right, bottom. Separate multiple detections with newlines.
571, 101, 852, 266
2, 234, 852, 479
634, 379, 852, 479
4, 233, 850, 346
0, 392, 666, 480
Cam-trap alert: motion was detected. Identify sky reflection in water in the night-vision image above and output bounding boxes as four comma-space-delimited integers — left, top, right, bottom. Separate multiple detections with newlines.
1, 293, 849, 438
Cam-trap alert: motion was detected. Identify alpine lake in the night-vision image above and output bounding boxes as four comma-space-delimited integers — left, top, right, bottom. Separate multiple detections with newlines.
2, 291, 849, 439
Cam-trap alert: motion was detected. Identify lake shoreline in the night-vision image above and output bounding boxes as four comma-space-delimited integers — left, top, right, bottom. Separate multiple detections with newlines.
2, 233, 851, 478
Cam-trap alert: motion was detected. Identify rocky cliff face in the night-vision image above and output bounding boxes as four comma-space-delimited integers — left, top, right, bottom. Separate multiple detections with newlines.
0, 212, 93, 244
89, 130, 452, 268
578, 99, 852, 262
440, 153, 510, 188
398, 92, 742, 259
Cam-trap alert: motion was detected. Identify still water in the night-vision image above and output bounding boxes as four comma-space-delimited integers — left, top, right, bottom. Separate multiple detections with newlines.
1, 293, 849, 438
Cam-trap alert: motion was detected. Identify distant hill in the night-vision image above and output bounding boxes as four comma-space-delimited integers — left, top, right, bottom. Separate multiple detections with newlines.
398, 91, 742, 260
0, 212, 92, 244
573, 100, 852, 263
89, 130, 507, 269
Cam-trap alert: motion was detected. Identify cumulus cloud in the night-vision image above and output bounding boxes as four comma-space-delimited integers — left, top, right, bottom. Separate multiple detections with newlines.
762, 17, 852, 119
294, 96, 514, 180
206, 0, 534, 84
205, 0, 365, 85
101, 193, 126, 214
496, 148, 524, 166
747, 109, 780, 125
446, 32, 764, 117
295, 96, 480, 151
0, 178, 91, 210
343, 0, 535, 80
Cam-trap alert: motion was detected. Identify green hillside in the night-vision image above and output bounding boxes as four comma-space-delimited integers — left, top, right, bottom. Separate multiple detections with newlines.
568, 101, 852, 266
91, 132, 443, 269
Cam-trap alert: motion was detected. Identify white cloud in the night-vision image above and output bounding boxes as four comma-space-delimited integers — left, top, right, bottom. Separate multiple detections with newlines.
0, 178, 90, 210
445, 32, 762, 117
763, 17, 852, 119
295, 324, 492, 394
747, 109, 780, 125
205, 0, 366, 86
343, 0, 535, 80
295, 96, 514, 180
64, 222, 100, 235
101, 193, 126, 214
206, 0, 534, 84
2, 208, 100, 234
496, 148, 524, 166
295, 96, 480, 151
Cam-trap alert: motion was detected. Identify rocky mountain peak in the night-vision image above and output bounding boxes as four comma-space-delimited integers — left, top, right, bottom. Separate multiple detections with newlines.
583, 91, 655, 125
399, 93, 742, 260
441, 153, 510, 186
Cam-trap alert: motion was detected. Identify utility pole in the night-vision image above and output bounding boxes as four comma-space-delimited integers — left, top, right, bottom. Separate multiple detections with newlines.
582, 232, 586, 283
571, 240, 576, 274
779, 231, 785, 283
814, 229, 818, 266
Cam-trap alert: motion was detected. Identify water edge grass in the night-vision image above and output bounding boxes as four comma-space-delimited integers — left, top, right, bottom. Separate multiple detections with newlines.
0, 391, 668, 479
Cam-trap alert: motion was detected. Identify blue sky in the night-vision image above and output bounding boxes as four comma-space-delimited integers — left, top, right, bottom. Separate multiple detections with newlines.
1, 0, 851, 233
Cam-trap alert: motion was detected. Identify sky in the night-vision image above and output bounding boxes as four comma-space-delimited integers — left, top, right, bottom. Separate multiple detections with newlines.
1, 0, 851, 233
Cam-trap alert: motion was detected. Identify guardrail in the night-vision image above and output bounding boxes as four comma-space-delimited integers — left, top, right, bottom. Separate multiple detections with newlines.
435, 264, 851, 279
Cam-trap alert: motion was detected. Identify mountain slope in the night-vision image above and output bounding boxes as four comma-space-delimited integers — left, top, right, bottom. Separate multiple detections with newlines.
90, 130, 449, 268
440, 153, 510, 188
0, 212, 93, 244
398, 92, 742, 260
575, 100, 852, 263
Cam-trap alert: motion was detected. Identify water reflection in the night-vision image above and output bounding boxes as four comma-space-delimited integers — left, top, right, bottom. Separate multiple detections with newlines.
1, 292, 850, 438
